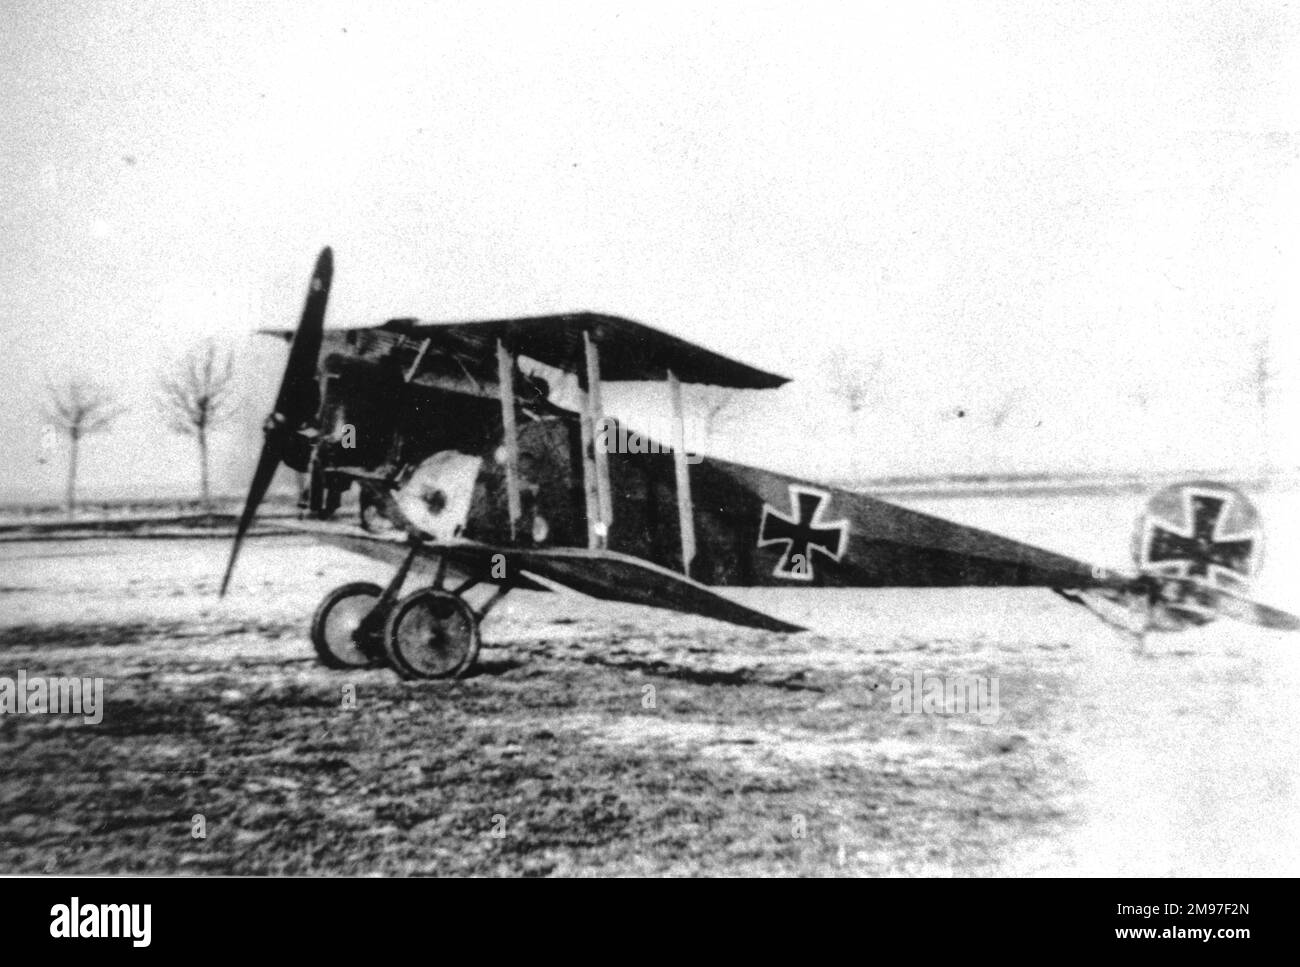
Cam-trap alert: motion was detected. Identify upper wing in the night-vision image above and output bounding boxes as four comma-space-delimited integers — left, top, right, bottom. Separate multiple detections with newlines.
285, 521, 804, 633
262, 312, 789, 389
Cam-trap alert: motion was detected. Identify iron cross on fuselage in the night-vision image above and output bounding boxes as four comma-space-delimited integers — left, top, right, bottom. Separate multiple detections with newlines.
1146, 493, 1255, 580
758, 485, 849, 581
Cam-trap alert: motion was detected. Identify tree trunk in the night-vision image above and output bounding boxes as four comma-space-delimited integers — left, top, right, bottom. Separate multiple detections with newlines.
66, 432, 79, 518
198, 425, 210, 508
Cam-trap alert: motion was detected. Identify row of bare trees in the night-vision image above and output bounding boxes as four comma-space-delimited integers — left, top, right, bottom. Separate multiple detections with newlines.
43, 341, 238, 516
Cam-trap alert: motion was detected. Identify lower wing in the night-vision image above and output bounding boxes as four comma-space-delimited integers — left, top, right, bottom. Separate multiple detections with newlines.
284, 520, 804, 633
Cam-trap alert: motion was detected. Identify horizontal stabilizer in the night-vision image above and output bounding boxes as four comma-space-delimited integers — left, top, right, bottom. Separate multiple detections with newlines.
1154, 577, 1300, 632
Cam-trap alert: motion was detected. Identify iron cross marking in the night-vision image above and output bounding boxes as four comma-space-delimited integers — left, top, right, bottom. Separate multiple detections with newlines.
1146, 493, 1255, 579
758, 486, 849, 581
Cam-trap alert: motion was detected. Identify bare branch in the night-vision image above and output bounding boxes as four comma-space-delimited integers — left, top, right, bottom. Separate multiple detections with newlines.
44, 376, 124, 517
827, 349, 884, 415
156, 339, 239, 506
43, 377, 125, 439
988, 390, 1019, 429
156, 339, 239, 437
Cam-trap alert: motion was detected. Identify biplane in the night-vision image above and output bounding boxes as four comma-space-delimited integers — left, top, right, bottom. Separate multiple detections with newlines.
219, 248, 1300, 678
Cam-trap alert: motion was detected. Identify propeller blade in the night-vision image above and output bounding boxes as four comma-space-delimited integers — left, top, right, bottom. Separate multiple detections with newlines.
219, 247, 333, 597
273, 246, 332, 428
218, 437, 283, 597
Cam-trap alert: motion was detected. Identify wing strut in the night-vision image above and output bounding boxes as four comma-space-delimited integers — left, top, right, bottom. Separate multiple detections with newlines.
583, 330, 614, 547
575, 374, 601, 549
495, 338, 523, 539
668, 369, 696, 575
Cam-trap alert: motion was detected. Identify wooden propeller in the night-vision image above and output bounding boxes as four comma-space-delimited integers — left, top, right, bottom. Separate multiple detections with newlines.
219, 247, 332, 596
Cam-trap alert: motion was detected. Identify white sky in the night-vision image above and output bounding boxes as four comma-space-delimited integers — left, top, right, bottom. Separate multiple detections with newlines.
1, 0, 1297, 501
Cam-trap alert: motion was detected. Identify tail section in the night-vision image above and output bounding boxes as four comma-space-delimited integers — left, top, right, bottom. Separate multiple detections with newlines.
1061, 481, 1298, 638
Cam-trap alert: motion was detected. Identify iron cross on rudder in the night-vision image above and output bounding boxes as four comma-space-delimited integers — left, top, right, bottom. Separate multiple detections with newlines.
758, 485, 849, 581
1144, 491, 1257, 582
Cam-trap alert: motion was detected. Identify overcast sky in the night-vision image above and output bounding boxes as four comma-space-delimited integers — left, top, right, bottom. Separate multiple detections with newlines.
1, 0, 1297, 501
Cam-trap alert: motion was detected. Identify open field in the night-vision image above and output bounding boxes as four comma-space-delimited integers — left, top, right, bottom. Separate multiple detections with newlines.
1, 489, 1297, 876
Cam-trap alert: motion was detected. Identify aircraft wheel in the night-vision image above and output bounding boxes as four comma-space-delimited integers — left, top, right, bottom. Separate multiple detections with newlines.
310, 582, 386, 669
383, 588, 480, 679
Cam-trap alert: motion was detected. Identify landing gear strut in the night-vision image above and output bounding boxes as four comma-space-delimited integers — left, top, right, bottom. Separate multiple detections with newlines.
308, 541, 510, 680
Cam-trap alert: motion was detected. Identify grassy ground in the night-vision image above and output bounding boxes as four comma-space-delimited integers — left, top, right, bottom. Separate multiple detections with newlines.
0, 526, 1296, 876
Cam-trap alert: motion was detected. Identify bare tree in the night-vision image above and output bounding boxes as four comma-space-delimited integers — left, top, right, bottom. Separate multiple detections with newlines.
826, 349, 885, 481
44, 379, 124, 517
1248, 327, 1278, 476
158, 340, 238, 506
1249, 329, 1275, 418
988, 390, 1019, 430
1218, 325, 1281, 477
827, 349, 883, 417
984, 389, 1023, 470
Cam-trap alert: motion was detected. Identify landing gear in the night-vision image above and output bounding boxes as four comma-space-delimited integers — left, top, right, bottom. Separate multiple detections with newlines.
310, 581, 386, 668
308, 542, 510, 679
383, 588, 481, 679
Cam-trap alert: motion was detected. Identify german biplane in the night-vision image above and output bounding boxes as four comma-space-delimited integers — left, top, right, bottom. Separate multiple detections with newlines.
219, 248, 1300, 678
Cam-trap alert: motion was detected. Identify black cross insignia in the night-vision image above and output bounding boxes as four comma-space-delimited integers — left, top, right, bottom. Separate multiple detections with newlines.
1145, 492, 1256, 581
758, 486, 849, 581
